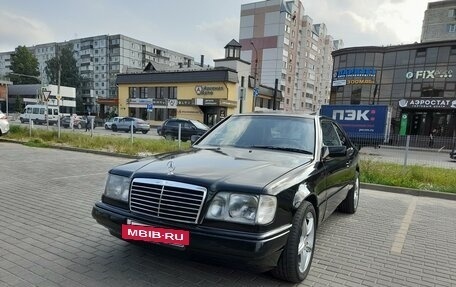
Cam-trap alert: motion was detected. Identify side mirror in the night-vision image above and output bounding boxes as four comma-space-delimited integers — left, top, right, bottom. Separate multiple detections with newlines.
190, 135, 201, 144
322, 145, 347, 159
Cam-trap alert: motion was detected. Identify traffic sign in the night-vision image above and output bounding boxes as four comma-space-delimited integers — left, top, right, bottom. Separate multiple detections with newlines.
253, 87, 259, 97
147, 103, 154, 112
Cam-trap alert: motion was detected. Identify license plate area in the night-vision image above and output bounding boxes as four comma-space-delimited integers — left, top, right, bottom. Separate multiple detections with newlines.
122, 220, 189, 248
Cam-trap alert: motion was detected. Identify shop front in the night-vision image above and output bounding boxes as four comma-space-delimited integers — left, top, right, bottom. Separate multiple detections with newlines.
397, 98, 456, 137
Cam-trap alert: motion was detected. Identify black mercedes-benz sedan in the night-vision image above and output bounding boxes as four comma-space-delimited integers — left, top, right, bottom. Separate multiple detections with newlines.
92, 112, 360, 283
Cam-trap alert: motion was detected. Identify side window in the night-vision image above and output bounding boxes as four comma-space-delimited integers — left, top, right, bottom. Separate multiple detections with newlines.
168, 121, 178, 127
39, 108, 45, 115
32, 108, 39, 114
333, 123, 349, 147
54, 109, 59, 115
321, 121, 342, 146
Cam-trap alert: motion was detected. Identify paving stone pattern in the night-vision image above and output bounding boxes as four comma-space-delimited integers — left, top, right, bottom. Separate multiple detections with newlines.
0, 142, 455, 287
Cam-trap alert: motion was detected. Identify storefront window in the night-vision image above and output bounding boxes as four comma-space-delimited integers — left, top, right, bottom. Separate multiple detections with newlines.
355, 53, 365, 66
395, 51, 410, 66
365, 53, 374, 66
425, 48, 438, 64
437, 47, 450, 63
350, 87, 361, 104
393, 68, 408, 83
374, 53, 383, 67
381, 69, 394, 84
391, 83, 405, 101
383, 52, 396, 67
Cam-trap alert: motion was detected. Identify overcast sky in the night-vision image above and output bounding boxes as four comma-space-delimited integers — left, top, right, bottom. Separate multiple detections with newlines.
0, 0, 440, 65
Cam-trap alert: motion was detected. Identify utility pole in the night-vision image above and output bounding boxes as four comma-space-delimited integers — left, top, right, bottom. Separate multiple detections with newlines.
250, 41, 258, 112
239, 76, 244, 113
57, 45, 62, 138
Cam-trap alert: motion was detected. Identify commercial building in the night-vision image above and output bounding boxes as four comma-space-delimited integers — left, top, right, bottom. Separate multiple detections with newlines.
330, 40, 456, 137
0, 34, 194, 114
421, 0, 456, 42
239, 0, 342, 112
116, 40, 282, 126
7, 84, 76, 114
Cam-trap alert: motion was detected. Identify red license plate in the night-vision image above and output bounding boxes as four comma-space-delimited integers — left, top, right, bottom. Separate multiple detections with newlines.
121, 222, 190, 246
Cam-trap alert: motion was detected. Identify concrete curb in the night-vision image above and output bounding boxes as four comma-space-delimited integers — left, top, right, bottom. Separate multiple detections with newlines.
2, 138, 455, 201
361, 183, 456, 201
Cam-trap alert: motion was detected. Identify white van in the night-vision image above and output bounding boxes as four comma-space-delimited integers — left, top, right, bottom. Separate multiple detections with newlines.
19, 104, 60, 125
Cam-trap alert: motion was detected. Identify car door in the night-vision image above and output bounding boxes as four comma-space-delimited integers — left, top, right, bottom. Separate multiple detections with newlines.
321, 119, 351, 219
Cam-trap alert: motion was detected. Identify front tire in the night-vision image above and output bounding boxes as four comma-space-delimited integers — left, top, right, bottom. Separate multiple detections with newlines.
338, 171, 360, 214
112, 125, 117, 132
272, 201, 316, 283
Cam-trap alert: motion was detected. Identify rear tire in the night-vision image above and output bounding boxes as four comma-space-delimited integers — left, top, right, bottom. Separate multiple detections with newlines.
272, 201, 316, 283
338, 171, 360, 214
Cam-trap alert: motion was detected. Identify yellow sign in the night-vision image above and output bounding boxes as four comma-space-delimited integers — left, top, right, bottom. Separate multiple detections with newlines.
347, 79, 375, 85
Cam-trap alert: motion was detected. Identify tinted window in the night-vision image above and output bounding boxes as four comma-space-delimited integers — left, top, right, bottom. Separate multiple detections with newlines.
321, 121, 342, 146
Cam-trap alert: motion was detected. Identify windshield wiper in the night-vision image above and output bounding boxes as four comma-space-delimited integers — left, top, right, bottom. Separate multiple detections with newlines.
248, 145, 313, 154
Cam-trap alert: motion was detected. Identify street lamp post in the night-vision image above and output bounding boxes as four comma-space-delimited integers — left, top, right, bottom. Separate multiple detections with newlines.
250, 41, 259, 112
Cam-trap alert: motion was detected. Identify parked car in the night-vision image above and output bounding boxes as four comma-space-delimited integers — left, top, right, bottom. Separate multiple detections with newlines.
158, 118, 209, 141
111, 117, 150, 134
92, 112, 360, 283
0, 111, 10, 136
450, 147, 456, 160
60, 115, 88, 129
104, 117, 123, 130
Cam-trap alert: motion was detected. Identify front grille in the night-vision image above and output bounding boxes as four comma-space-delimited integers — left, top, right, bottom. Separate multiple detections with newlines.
129, 178, 207, 224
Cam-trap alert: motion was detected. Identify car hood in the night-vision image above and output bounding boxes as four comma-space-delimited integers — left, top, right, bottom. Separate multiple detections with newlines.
113, 147, 313, 194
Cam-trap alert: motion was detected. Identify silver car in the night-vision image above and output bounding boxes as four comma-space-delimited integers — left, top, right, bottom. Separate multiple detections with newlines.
104, 116, 123, 130
111, 117, 150, 134
0, 111, 9, 136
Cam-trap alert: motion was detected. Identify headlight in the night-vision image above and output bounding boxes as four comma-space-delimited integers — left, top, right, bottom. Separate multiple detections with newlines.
206, 192, 276, 225
104, 174, 130, 202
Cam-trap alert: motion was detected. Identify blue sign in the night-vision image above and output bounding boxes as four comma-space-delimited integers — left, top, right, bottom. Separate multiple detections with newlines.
334, 67, 376, 78
147, 103, 154, 111
253, 87, 259, 97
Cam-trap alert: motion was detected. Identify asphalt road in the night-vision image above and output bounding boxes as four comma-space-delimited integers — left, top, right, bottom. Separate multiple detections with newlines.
1, 142, 455, 287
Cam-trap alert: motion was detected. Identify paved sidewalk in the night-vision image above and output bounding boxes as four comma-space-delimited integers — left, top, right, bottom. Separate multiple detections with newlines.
1, 142, 455, 286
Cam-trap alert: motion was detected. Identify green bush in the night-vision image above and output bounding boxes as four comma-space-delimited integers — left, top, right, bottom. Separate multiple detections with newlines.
360, 159, 456, 193
6, 125, 190, 156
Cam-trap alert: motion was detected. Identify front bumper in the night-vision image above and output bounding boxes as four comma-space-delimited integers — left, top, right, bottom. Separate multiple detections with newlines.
92, 202, 290, 271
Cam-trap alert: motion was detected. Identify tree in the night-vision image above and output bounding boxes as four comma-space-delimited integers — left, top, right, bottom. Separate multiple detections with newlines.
46, 44, 83, 113
8, 46, 40, 84
45, 44, 81, 88
14, 96, 24, 113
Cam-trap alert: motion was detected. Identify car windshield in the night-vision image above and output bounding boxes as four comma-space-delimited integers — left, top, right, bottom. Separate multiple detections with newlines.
196, 115, 315, 154
190, 120, 209, 130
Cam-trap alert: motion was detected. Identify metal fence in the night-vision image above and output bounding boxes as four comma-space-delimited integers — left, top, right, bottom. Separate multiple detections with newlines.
354, 133, 456, 169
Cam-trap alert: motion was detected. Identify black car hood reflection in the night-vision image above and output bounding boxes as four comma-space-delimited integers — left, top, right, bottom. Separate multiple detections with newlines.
123, 147, 313, 193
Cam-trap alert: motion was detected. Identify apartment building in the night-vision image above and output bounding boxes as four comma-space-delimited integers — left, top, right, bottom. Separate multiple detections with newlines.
0, 34, 194, 114
239, 0, 342, 112
421, 0, 456, 42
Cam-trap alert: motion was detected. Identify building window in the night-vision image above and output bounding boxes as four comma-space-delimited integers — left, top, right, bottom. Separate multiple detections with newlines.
448, 24, 456, 33
448, 9, 456, 17
416, 48, 426, 57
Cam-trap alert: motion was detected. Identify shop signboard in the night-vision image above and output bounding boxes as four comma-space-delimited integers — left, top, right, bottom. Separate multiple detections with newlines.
399, 98, 456, 109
